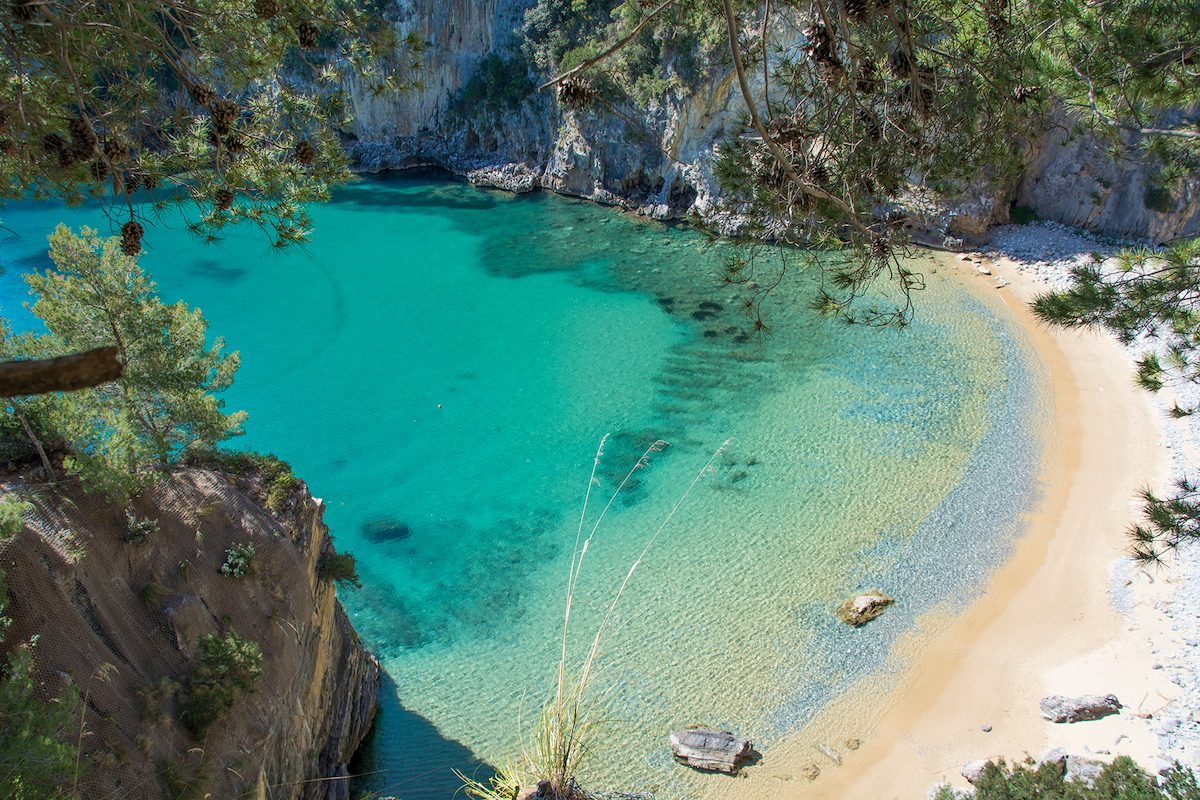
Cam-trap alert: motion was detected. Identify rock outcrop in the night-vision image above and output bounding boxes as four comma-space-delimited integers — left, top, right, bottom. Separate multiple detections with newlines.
669, 727, 754, 774
343, 2, 1199, 244
0, 467, 379, 800
1039, 694, 1122, 723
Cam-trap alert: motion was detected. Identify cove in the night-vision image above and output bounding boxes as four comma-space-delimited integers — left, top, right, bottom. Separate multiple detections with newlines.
0, 172, 1046, 799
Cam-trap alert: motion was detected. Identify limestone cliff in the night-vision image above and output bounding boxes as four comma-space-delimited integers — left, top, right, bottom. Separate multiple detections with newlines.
346, 0, 1199, 244
0, 467, 378, 800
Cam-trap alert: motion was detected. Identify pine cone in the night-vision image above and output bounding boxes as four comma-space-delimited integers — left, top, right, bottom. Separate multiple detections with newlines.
1012, 84, 1040, 103
806, 161, 830, 186
225, 135, 246, 156
142, 173, 159, 191
124, 172, 142, 194
297, 21, 320, 49
68, 118, 98, 150
190, 84, 217, 107
42, 133, 65, 154
293, 140, 317, 165
869, 236, 891, 260
90, 159, 108, 182
803, 25, 843, 81
845, 0, 871, 23
557, 77, 598, 110
214, 188, 234, 210
253, 0, 278, 20
103, 138, 129, 164
888, 47, 911, 77
210, 99, 239, 136
121, 220, 143, 256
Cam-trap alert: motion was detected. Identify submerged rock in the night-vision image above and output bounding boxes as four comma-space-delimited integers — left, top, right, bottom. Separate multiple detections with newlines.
1039, 694, 1122, 723
362, 517, 413, 542
669, 727, 754, 774
837, 590, 895, 627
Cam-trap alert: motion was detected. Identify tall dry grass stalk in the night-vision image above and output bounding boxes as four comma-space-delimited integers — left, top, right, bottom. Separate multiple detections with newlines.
460, 435, 730, 800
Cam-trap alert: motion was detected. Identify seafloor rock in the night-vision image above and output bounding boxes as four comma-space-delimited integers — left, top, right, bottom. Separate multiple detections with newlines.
1039, 694, 1122, 723
669, 727, 754, 774
837, 590, 895, 627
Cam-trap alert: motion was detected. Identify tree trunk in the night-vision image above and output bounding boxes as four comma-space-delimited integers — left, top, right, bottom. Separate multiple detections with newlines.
12, 401, 54, 480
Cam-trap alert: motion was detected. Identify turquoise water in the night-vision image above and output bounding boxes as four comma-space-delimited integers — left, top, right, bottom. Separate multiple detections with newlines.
0, 174, 1046, 799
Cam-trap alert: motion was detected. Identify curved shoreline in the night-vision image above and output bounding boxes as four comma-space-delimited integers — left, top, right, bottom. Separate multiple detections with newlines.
713, 252, 1176, 798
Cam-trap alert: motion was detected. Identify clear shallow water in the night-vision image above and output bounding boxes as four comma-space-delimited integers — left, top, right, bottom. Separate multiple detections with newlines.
0, 174, 1046, 799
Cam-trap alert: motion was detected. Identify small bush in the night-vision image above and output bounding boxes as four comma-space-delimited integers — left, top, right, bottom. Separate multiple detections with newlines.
139, 582, 167, 609
1011, 205, 1039, 225
1144, 183, 1176, 214
265, 469, 298, 512
219, 542, 257, 578
179, 631, 262, 736
317, 551, 362, 589
124, 511, 159, 544
933, 756, 1200, 799
0, 495, 32, 540
185, 449, 297, 511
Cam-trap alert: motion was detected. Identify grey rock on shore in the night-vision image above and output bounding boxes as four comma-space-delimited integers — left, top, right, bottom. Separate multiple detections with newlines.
1039, 694, 1122, 723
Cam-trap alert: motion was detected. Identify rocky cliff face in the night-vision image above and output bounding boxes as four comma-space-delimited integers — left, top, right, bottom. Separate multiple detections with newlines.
347, 1, 1199, 244
0, 467, 378, 800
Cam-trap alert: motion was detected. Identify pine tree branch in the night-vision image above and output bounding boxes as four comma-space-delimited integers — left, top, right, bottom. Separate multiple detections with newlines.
0, 347, 123, 397
536, 0, 682, 91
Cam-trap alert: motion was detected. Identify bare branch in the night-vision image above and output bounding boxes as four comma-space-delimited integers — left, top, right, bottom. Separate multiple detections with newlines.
0, 347, 123, 397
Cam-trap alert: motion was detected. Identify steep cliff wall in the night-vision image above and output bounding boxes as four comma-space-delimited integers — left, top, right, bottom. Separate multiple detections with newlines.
346, 1, 1198, 244
0, 467, 378, 800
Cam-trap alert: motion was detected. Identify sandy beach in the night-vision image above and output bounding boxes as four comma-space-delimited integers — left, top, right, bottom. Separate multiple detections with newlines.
713, 251, 1183, 799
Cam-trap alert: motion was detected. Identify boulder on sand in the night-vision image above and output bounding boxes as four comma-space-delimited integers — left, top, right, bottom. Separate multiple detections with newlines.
669, 728, 754, 774
1038, 694, 1122, 723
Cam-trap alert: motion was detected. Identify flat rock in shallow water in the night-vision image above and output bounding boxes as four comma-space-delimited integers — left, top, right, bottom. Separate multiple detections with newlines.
669, 728, 753, 774
1039, 694, 1122, 723
836, 591, 894, 627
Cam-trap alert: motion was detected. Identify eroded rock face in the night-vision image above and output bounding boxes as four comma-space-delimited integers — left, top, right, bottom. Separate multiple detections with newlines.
1016, 107, 1200, 243
1039, 694, 1122, 723
0, 468, 379, 800
345, 5, 1199, 244
669, 727, 754, 774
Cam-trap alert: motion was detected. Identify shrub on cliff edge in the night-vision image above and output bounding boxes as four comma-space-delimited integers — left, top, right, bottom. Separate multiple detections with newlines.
179, 631, 262, 737
932, 756, 1200, 800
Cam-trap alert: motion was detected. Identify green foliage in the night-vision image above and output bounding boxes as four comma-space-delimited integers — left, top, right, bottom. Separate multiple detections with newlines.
0, 496, 32, 540
266, 469, 299, 513
178, 631, 262, 737
1012, 206, 1040, 225
0, 0, 420, 249
219, 542, 258, 578
933, 756, 1200, 800
454, 54, 535, 114
138, 582, 167, 609
1034, 241, 1200, 390
317, 551, 362, 588
523, 0, 730, 107
2, 226, 246, 499
1144, 183, 1176, 214
0, 570, 81, 799
123, 511, 159, 545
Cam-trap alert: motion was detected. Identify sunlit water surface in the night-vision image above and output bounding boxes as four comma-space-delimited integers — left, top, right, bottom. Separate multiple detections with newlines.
0, 174, 1047, 799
